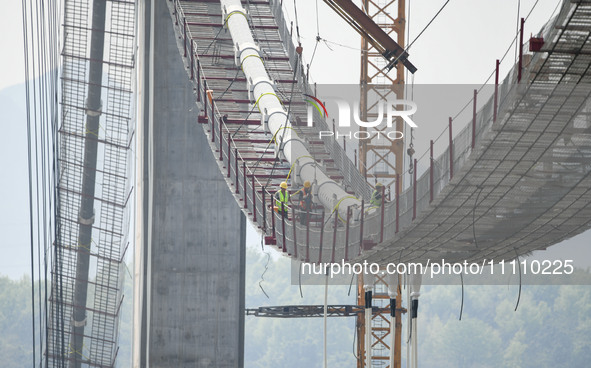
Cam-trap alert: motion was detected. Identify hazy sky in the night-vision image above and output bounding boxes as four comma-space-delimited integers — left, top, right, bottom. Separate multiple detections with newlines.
1, 1, 26, 90
0, 0, 562, 89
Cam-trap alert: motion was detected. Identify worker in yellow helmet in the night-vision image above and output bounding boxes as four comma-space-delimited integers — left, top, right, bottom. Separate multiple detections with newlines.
296, 181, 313, 225
370, 182, 386, 207
275, 181, 290, 217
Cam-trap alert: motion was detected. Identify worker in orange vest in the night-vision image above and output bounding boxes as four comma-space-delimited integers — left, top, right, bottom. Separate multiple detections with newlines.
370, 182, 385, 207
295, 181, 313, 225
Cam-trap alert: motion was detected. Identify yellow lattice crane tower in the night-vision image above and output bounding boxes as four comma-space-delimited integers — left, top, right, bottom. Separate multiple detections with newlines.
319, 1, 416, 366
356, 3, 406, 365
355, 0, 407, 366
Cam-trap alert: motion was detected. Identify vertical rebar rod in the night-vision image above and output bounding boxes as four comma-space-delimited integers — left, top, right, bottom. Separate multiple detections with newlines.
196, 60, 201, 101
429, 140, 434, 203
292, 206, 297, 257
235, 148, 239, 193
262, 188, 267, 231
359, 199, 365, 255
227, 133, 231, 177
379, 186, 385, 242
472, 89, 477, 149
305, 207, 310, 262
412, 159, 417, 220
494, 59, 499, 123
331, 211, 338, 263
252, 175, 257, 222
449, 117, 453, 180
395, 174, 399, 234
345, 206, 351, 261
318, 210, 325, 263
281, 204, 286, 253
518, 17, 524, 83
271, 191, 276, 238
243, 162, 247, 209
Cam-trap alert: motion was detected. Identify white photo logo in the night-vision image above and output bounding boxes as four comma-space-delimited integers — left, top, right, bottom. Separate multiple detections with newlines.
304, 95, 418, 140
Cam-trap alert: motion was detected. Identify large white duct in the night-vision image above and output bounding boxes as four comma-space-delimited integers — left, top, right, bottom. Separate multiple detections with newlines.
220, 0, 361, 218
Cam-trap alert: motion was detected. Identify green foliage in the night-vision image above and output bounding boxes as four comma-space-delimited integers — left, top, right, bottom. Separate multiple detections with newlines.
244, 248, 591, 367
0, 276, 37, 367
1, 253, 591, 367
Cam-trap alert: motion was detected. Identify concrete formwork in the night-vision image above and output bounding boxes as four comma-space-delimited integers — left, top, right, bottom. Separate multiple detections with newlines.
135, 0, 245, 366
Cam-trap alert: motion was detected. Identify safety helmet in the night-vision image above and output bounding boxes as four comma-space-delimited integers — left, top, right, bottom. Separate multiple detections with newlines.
280, 182, 288, 189
375, 182, 384, 187
304, 181, 311, 188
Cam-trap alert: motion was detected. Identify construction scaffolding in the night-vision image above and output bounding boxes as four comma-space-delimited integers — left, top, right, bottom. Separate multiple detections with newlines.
165, 0, 591, 265
164, 2, 591, 365
46, 0, 136, 366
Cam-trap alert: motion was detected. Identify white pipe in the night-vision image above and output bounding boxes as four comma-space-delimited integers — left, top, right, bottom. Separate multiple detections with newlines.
220, 0, 361, 219
412, 319, 418, 368
390, 311, 396, 368
387, 273, 397, 368
365, 307, 371, 367
410, 273, 422, 368
364, 274, 374, 368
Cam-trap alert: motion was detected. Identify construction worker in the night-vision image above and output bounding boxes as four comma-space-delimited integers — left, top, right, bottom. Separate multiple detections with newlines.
295, 181, 313, 225
370, 183, 385, 207
275, 182, 290, 217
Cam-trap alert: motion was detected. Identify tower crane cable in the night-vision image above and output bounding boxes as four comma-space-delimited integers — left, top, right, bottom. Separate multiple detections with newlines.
307, 0, 322, 71
399, 0, 544, 188
389, 0, 452, 68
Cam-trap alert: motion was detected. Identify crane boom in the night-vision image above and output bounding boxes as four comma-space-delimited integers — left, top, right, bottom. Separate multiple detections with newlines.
323, 0, 417, 73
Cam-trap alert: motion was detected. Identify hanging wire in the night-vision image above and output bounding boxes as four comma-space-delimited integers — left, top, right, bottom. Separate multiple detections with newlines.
525, 0, 541, 20
217, 68, 242, 100
259, 235, 271, 299
459, 272, 464, 320
514, 249, 522, 311
352, 320, 358, 359
347, 272, 356, 296
22, 0, 37, 364
23, 0, 63, 364
408, 0, 451, 51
